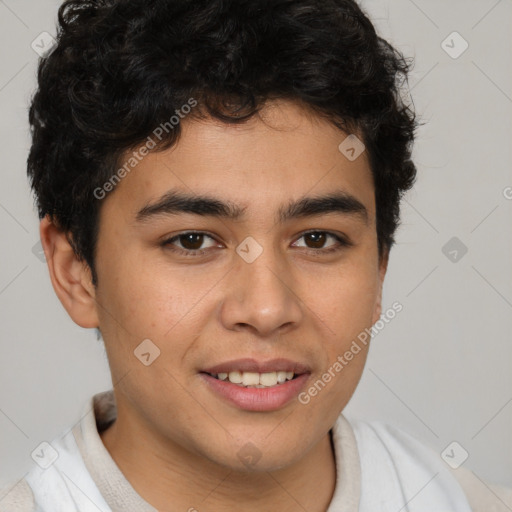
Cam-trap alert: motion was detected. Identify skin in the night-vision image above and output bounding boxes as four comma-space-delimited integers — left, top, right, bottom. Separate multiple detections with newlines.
40, 99, 388, 512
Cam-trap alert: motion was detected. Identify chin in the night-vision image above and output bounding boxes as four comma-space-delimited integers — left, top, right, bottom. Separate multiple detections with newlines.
196, 433, 310, 474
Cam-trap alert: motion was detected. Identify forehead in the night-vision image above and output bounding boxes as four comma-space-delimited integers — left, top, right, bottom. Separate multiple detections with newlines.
103, 100, 375, 222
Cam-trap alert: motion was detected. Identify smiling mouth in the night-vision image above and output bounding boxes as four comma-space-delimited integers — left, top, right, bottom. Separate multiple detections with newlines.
204, 371, 298, 388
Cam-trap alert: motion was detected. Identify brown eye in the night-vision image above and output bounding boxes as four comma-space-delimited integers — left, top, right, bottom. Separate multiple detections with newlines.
177, 233, 205, 250
162, 232, 219, 255
303, 232, 328, 249
293, 231, 348, 251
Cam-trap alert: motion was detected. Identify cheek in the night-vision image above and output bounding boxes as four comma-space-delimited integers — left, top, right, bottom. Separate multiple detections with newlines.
95, 251, 225, 371
310, 259, 380, 339
298, 272, 376, 416
98, 251, 190, 328
296, 338, 370, 432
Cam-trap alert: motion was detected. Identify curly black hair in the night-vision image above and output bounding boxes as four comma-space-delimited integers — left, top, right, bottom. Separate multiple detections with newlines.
28, 0, 418, 286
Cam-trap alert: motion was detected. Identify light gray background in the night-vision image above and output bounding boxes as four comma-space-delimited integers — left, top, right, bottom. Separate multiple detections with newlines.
1, 0, 511, 490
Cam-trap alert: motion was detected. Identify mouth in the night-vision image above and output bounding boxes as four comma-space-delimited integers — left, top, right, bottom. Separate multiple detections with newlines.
203, 370, 299, 388
199, 358, 311, 412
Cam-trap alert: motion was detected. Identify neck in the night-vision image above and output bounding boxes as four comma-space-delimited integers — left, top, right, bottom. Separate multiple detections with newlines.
100, 406, 336, 512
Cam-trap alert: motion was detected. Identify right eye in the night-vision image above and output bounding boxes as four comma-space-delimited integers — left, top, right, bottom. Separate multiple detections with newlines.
161, 231, 221, 257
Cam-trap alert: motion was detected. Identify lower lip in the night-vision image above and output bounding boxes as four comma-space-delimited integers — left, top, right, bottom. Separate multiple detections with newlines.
200, 373, 310, 412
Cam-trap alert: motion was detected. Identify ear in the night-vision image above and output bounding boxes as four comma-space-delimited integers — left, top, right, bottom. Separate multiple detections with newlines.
39, 215, 99, 328
372, 247, 389, 325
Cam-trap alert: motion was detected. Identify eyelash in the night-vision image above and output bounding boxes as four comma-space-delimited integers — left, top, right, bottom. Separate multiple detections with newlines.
161, 230, 352, 258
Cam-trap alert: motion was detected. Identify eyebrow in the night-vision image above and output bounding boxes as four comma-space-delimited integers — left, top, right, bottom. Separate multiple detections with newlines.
135, 188, 368, 225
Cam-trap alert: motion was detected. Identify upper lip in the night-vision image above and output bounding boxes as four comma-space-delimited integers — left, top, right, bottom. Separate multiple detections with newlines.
201, 358, 311, 375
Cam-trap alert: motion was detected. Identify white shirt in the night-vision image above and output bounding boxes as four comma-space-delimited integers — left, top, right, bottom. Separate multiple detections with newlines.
1, 389, 511, 511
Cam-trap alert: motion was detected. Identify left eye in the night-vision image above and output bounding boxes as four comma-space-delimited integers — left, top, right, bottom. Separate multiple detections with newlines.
292, 231, 344, 250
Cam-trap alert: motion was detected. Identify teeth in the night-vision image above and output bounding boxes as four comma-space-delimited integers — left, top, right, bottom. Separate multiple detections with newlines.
242, 372, 260, 386
214, 371, 296, 387
260, 372, 277, 386
228, 371, 243, 384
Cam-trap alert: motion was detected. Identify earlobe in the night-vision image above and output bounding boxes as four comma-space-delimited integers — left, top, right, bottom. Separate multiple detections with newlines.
40, 216, 99, 328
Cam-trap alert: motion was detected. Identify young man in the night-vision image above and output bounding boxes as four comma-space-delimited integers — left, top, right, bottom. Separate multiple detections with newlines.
1, 0, 510, 510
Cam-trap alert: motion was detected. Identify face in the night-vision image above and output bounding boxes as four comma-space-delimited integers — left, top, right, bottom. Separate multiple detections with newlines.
80, 100, 386, 471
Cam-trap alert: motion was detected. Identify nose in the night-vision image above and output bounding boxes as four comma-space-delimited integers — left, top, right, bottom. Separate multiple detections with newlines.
219, 243, 303, 338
